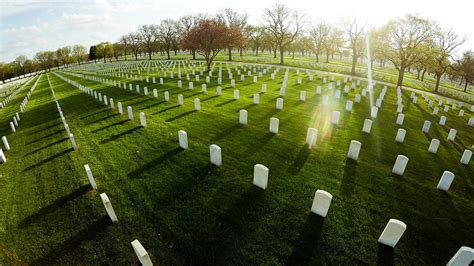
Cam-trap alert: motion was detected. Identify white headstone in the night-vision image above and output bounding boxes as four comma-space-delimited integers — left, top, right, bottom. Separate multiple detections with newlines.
396, 113, 404, 125
194, 98, 201, 111
439, 116, 446, 126
131, 240, 153, 266
261, 84, 267, 93
345, 100, 353, 112
233, 89, 240, 100
371, 106, 378, 118
300, 91, 306, 101
2, 136, 10, 151
153, 89, 158, 98
460, 149, 472, 165
437, 171, 455, 191
447, 129, 457, 141
0, 149, 6, 163
362, 119, 372, 134
276, 98, 283, 110
164, 91, 170, 101
68, 133, 77, 151
269, 117, 279, 133
10, 122, 15, 133
201, 84, 207, 92
392, 155, 408, 176
176, 130, 188, 149
422, 120, 431, 133
447, 246, 474, 266
311, 190, 333, 217
216, 87, 222, 96
378, 219, 407, 248
118, 102, 123, 114
100, 193, 118, 222
239, 109, 248, 125
84, 164, 97, 189
395, 128, 406, 143
127, 106, 133, 120
253, 164, 269, 190
322, 95, 329, 106
306, 128, 318, 149
355, 94, 361, 103
209, 144, 222, 166
253, 94, 260, 104
428, 139, 440, 154
140, 112, 147, 127
347, 140, 362, 160
331, 111, 340, 125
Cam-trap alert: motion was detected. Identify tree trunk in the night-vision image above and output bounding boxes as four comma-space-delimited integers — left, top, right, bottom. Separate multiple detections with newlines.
292, 50, 295, 59
397, 65, 406, 88
459, 77, 463, 85
228, 48, 232, 61
192, 50, 196, 60
148, 51, 152, 60
315, 52, 319, 63
256, 46, 259, 56
421, 69, 426, 81
167, 49, 170, 60
135, 53, 138, 60
464, 80, 468, 92
434, 74, 441, 92
326, 53, 329, 63
279, 47, 284, 65
351, 47, 357, 75
240, 48, 243, 56
417, 69, 421, 79
273, 48, 277, 58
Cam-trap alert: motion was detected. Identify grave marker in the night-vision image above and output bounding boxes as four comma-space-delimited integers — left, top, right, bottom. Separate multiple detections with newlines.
84, 164, 97, 189
239, 110, 248, 125
428, 139, 440, 154
100, 193, 118, 222
2, 136, 10, 150
253, 164, 269, 190
392, 155, 408, 176
127, 106, 133, 120
194, 98, 201, 110
140, 112, 146, 127
269, 117, 279, 133
378, 219, 407, 248
311, 190, 333, 217
131, 240, 153, 266
347, 140, 362, 160
460, 149, 472, 165
395, 128, 406, 143
437, 171, 455, 191
306, 128, 318, 149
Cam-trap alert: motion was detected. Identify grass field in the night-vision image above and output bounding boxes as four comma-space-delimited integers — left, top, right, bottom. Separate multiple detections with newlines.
0, 60, 473, 265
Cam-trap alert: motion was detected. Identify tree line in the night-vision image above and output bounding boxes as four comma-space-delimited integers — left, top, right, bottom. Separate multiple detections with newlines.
1, 3, 473, 92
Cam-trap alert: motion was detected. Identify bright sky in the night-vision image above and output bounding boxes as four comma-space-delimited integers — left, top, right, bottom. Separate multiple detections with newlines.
0, 0, 473, 62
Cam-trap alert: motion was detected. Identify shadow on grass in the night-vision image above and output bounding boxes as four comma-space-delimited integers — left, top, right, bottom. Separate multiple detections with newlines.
86, 113, 119, 125
340, 158, 358, 196
79, 108, 109, 120
24, 137, 69, 156
166, 110, 196, 122
127, 147, 183, 178
245, 132, 275, 155
18, 185, 92, 228
23, 148, 74, 172
211, 123, 243, 141
30, 216, 112, 265
287, 145, 310, 174
220, 186, 264, 233
201, 95, 219, 102
141, 100, 166, 110
91, 119, 129, 133
26, 129, 64, 145
153, 104, 180, 115
186, 91, 203, 98
376, 243, 395, 266
286, 213, 325, 265
100, 126, 142, 144
214, 99, 235, 107
30, 122, 62, 135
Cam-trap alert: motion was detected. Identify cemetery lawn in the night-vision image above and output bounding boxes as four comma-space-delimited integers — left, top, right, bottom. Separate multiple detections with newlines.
0, 61, 473, 265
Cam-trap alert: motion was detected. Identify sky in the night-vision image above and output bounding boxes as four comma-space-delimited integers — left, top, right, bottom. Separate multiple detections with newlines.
0, 0, 473, 62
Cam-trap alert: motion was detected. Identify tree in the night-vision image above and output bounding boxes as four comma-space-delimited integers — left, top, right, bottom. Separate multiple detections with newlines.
309, 21, 331, 62
128, 33, 141, 60
456, 51, 474, 92
138, 24, 158, 60
119, 35, 130, 60
262, 3, 305, 65
89, 45, 97, 61
158, 19, 179, 60
181, 19, 231, 71
380, 15, 433, 87
247, 25, 265, 56
178, 14, 205, 60
13, 55, 28, 76
341, 17, 365, 75
72, 44, 87, 64
218, 8, 249, 61
430, 27, 465, 92
325, 28, 344, 62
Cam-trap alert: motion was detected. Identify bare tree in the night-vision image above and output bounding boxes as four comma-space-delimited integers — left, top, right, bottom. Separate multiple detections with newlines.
158, 19, 179, 60
138, 24, 158, 60
431, 26, 465, 92
128, 33, 141, 60
72, 44, 87, 64
380, 15, 432, 87
218, 8, 249, 61
262, 3, 305, 65
119, 35, 130, 60
309, 21, 331, 63
340, 17, 365, 75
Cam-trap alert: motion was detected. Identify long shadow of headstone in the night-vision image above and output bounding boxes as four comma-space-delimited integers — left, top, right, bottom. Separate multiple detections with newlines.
286, 213, 325, 265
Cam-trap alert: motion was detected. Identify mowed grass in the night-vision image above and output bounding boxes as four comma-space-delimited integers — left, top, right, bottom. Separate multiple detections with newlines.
0, 60, 473, 265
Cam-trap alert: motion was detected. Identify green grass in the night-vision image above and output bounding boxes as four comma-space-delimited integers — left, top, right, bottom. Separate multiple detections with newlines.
0, 60, 473, 264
